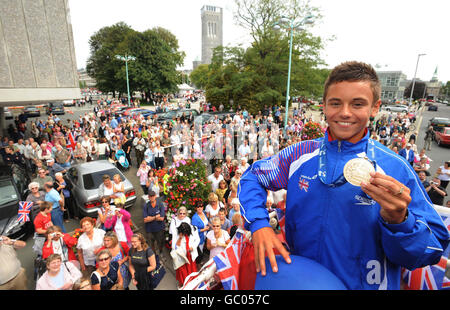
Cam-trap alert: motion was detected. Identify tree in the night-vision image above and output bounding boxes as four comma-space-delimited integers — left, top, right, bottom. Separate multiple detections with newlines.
86, 22, 185, 99
86, 22, 136, 96
404, 80, 427, 100
190, 64, 210, 89
199, 0, 328, 113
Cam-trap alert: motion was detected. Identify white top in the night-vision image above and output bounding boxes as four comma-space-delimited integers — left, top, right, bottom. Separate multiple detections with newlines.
206, 230, 230, 259
169, 217, 191, 249
438, 166, 450, 181
207, 174, 224, 192
114, 216, 127, 242
205, 202, 224, 219
76, 228, 105, 266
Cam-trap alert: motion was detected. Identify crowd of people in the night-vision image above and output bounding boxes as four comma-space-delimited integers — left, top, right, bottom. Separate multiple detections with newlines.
0, 91, 448, 290
367, 109, 449, 206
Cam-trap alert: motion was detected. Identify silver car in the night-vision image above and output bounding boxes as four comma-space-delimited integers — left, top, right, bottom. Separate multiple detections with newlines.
383, 104, 409, 113
66, 160, 137, 217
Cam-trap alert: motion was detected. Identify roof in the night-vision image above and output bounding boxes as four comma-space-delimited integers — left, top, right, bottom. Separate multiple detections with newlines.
73, 160, 115, 174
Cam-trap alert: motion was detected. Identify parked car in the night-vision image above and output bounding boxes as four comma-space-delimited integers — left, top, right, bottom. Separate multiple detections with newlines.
63, 99, 75, 107
4, 107, 13, 120
0, 164, 32, 240
428, 104, 438, 111
46, 101, 65, 115
428, 117, 450, 132
157, 109, 200, 123
65, 160, 137, 217
435, 127, 450, 146
383, 104, 409, 113
23, 106, 41, 117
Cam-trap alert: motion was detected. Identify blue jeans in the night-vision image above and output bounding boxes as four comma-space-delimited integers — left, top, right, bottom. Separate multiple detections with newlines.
51, 208, 66, 233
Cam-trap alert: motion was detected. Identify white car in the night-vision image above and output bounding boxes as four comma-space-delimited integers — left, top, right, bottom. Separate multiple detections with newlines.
383, 104, 409, 113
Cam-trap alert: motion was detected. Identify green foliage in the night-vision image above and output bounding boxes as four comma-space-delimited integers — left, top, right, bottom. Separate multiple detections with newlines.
197, 0, 331, 113
86, 22, 185, 96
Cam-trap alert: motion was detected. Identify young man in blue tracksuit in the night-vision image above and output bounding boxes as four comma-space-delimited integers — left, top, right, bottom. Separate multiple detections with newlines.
238, 61, 450, 289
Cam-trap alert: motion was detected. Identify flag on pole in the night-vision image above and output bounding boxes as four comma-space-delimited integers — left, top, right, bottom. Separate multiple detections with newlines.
17, 201, 33, 223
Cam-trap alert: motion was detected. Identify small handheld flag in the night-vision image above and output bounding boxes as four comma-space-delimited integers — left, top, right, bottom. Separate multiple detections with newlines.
17, 201, 33, 223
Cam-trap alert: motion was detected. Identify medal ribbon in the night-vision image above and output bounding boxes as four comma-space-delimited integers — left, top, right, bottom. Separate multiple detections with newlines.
318, 138, 377, 187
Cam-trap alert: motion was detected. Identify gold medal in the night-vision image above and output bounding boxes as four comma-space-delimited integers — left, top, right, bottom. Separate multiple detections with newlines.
343, 157, 375, 187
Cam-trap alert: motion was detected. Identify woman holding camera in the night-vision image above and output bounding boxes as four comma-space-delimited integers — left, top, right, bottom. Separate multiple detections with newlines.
36, 254, 82, 290
42, 226, 79, 269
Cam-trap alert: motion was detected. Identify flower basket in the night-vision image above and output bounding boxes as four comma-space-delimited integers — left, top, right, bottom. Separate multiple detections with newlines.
301, 121, 325, 140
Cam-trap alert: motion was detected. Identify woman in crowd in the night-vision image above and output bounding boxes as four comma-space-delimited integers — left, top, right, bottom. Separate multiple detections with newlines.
96, 196, 114, 231
72, 142, 87, 164
90, 249, 123, 290
98, 174, 118, 203
54, 172, 74, 221
76, 217, 106, 277
104, 203, 133, 247
42, 225, 79, 269
72, 276, 92, 290
128, 233, 157, 290
173, 222, 199, 288
36, 254, 82, 290
205, 193, 224, 220
146, 169, 159, 197
26, 181, 46, 221
169, 206, 191, 250
97, 231, 131, 290
112, 174, 126, 205
206, 216, 230, 260
97, 137, 110, 160
154, 140, 165, 170
191, 204, 210, 263
137, 160, 150, 195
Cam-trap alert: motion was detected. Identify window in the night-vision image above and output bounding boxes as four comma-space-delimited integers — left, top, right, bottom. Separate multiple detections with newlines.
82, 168, 124, 190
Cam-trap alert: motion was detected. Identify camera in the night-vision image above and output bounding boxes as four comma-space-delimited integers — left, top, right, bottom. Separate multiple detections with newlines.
49, 232, 58, 238
0, 237, 3, 242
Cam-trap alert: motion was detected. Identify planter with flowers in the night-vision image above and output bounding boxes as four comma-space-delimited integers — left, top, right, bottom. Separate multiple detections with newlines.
301, 121, 325, 140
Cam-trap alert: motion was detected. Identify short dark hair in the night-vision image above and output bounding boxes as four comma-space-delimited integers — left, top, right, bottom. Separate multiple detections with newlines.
323, 61, 381, 105
177, 222, 192, 236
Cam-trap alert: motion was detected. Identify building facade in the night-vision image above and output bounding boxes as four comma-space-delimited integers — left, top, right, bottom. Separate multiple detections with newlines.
377, 71, 407, 102
201, 5, 223, 65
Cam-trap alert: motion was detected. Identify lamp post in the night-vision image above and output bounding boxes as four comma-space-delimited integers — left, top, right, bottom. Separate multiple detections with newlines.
115, 54, 136, 106
409, 53, 426, 107
274, 14, 314, 129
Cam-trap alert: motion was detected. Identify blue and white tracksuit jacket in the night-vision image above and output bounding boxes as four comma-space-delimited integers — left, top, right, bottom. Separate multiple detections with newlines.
238, 131, 450, 290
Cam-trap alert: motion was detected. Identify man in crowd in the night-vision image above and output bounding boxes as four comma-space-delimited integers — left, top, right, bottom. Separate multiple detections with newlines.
426, 177, 448, 206
0, 236, 27, 290
143, 190, 166, 261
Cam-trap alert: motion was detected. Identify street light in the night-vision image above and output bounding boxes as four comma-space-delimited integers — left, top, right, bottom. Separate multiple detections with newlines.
274, 14, 315, 129
115, 54, 136, 106
409, 53, 426, 107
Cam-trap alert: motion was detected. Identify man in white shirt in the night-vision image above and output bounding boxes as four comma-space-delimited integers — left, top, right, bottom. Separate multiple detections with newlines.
208, 166, 224, 192
238, 139, 251, 160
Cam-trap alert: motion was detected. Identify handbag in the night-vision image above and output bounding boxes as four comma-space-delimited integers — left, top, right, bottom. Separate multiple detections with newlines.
149, 254, 166, 290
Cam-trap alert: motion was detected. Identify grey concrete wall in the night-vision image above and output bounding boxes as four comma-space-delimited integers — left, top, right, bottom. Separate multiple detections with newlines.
0, 0, 80, 104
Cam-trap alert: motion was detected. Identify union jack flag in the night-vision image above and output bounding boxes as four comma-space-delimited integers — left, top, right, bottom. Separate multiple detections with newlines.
67, 131, 77, 151
213, 230, 248, 290
402, 206, 450, 290
181, 260, 215, 290
17, 201, 33, 223
298, 178, 309, 192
